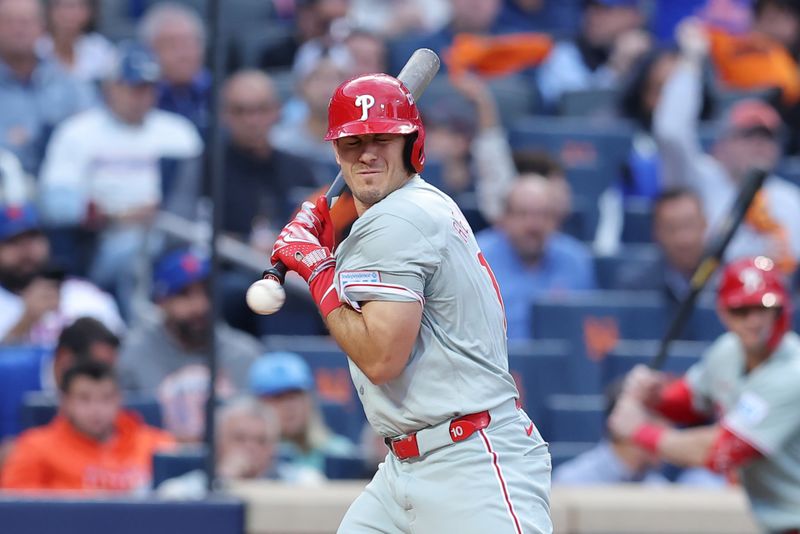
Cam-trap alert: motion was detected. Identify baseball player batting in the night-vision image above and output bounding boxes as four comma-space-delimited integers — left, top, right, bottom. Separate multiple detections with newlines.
269, 74, 552, 532
610, 256, 800, 533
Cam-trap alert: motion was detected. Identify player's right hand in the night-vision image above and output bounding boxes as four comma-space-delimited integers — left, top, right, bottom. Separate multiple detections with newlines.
622, 364, 666, 406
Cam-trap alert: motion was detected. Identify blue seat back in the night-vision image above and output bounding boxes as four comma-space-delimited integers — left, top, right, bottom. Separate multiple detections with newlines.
0, 345, 50, 439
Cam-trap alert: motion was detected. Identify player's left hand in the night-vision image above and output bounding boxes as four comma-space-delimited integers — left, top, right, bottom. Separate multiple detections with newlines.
270, 199, 342, 318
271, 200, 335, 284
608, 395, 650, 440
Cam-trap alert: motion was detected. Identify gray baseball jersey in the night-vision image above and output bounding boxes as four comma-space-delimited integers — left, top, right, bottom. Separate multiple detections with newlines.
686, 331, 800, 531
334, 176, 519, 437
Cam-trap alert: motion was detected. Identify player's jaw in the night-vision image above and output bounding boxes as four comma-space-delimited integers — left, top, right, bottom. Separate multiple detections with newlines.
334, 134, 411, 210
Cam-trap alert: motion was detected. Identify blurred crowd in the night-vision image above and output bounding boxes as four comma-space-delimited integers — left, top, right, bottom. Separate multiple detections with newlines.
0, 0, 799, 495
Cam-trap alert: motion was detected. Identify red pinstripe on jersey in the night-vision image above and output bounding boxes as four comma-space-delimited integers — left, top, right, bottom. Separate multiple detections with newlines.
478, 429, 523, 534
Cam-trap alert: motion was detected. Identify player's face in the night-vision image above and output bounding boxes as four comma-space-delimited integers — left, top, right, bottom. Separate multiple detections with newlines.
334, 133, 412, 212
62, 376, 120, 442
720, 305, 779, 352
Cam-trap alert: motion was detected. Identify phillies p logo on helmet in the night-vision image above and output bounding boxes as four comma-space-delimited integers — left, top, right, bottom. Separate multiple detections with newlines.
355, 94, 375, 121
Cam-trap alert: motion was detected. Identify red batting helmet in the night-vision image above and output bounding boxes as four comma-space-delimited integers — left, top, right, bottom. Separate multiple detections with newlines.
718, 256, 791, 350
325, 73, 425, 173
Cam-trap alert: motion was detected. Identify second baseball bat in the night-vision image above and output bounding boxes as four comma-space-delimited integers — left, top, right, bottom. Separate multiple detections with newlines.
649, 168, 769, 369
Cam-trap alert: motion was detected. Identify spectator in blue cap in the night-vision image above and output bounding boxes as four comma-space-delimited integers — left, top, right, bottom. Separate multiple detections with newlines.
38, 40, 203, 314
536, 0, 651, 111
0, 202, 123, 345
119, 247, 262, 442
249, 351, 357, 476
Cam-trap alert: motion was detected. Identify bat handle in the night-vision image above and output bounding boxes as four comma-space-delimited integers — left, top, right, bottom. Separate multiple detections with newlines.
262, 262, 287, 285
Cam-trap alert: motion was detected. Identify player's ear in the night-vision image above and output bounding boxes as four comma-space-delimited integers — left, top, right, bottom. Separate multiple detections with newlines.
331, 140, 342, 165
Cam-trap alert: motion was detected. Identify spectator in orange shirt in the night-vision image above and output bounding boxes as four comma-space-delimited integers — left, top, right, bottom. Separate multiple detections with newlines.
0, 360, 173, 492
706, 0, 800, 105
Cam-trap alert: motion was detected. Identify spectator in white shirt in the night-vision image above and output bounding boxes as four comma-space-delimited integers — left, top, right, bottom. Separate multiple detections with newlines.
38, 41, 203, 314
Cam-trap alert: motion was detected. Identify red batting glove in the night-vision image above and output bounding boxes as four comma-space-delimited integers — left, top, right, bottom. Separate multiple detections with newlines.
271, 200, 341, 318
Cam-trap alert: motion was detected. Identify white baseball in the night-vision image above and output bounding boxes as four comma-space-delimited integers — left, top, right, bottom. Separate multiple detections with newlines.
246, 278, 286, 315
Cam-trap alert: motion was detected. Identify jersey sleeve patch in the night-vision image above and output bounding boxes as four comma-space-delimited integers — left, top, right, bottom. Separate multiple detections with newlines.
730, 392, 770, 427
722, 392, 773, 453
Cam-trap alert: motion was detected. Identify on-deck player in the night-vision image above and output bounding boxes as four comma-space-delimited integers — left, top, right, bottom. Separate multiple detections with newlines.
269, 73, 552, 533
610, 256, 800, 534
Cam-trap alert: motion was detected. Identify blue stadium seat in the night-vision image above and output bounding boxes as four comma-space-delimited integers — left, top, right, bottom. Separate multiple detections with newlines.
621, 197, 653, 243
508, 117, 634, 203
593, 244, 660, 289
558, 88, 621, 117
778, 157, 800, 188
507, 339, 571, 425
543, 394, 605, 443
684, 304, 727, 341
152, 446, 208, 489
319, 400, 367, 445
0, 497, 244, 534
19, 392, 163, 431
324, 454, 370, 480
0, 345, 51, 439
531, 291, 668, 340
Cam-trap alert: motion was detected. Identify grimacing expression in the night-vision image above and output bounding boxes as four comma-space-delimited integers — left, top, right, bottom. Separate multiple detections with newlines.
334, 133, 412, 208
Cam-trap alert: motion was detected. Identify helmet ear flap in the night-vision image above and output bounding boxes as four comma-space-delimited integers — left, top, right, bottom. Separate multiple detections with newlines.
403, 132, 419, 174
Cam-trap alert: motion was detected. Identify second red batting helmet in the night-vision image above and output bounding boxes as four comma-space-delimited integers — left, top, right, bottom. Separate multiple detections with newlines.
325, 73, 425, 173
718, 256, 791, 350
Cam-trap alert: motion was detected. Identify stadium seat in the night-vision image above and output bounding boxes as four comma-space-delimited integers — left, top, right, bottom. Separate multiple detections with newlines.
593, 244, 660, 289
507, 339, 571, 424
621, 196, 653, 243
778, 156, 800, 188
319, 400, 367, 444
558, 88, 620, 117
508, 117, 635, 203
324, 454, 370, 480
152, 446, 208, 489
543, 393, 605, 443
0, 345, 50, 439
0, 497, 245, 534
19, 392, 163, 432
531, 290, 668, 341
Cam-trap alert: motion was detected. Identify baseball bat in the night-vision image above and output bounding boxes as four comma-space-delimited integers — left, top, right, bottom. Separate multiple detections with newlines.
649, 168, 769, 369
262, 48, 441, 284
